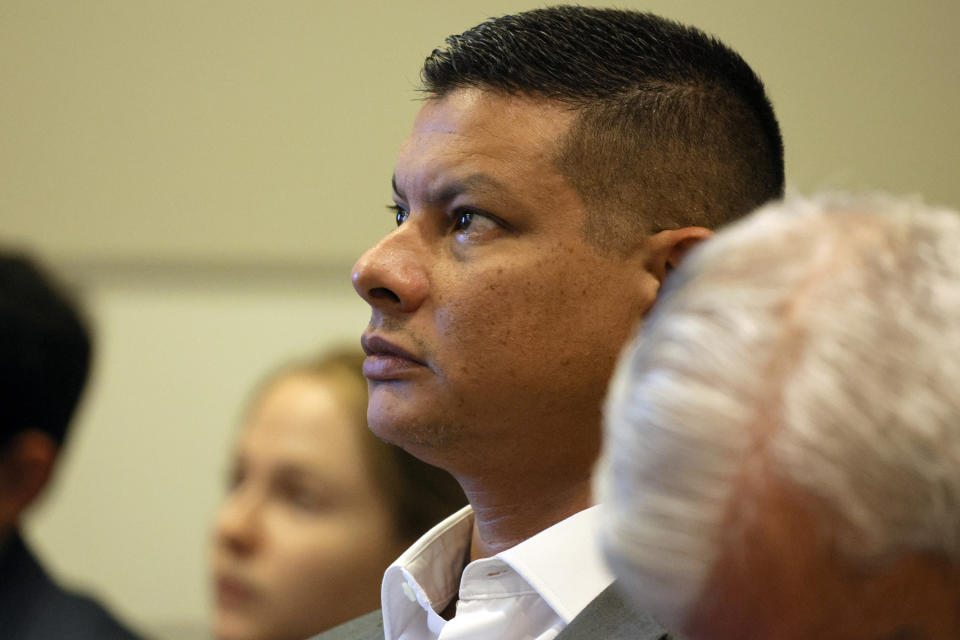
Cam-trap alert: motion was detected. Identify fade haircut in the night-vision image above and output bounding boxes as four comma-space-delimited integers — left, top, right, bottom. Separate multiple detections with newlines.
0, 252, 92, 452
421, 5, 784, 252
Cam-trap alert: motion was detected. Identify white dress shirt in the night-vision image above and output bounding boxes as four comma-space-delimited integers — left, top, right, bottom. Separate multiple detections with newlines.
381, 505, 613, 640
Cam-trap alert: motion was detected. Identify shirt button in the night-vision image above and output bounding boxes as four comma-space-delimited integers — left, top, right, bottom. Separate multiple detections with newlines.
401, 581, 418, 603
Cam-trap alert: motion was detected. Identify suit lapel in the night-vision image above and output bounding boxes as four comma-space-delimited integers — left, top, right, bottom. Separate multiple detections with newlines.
555, 583, 671, 640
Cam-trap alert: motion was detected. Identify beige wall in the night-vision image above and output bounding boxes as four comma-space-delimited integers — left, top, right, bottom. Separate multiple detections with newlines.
3, 1, 957, 637
3, 0, 959, 266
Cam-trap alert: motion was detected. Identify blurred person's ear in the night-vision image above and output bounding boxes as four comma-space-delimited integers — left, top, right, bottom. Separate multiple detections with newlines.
0, 430, 58, 528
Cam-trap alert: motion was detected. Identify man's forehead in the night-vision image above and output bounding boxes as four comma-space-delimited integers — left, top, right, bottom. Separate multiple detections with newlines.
411, 87, 575, 136
393, 88, 576, 200
391, 172, 509, 204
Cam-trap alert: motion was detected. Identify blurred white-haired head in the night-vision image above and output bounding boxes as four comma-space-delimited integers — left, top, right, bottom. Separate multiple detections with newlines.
596, 193, 960, 639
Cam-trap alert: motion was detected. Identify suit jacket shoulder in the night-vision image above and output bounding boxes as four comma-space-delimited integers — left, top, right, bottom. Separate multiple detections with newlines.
555, 583, 672, 640
307, 609, 384, 640
307, 586, 670, 640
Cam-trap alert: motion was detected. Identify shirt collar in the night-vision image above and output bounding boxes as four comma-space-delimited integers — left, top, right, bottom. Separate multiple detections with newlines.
497, 505, 613, 622
382, 505, 474, 635
382, 504, 613, 634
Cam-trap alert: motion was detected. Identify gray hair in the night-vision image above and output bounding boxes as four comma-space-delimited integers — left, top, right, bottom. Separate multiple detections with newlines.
595, 193, 960, 625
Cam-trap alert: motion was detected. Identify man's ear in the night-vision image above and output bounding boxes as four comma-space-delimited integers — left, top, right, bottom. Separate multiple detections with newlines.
645, 227, 713, 282
0, 430, 58, 528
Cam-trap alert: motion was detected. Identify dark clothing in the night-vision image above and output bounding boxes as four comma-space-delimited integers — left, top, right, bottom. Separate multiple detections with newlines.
309, 583, 670, 640
0, 530, 144, 640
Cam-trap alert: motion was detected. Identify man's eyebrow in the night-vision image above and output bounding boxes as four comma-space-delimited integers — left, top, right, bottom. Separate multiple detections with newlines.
391, 173, 509, 205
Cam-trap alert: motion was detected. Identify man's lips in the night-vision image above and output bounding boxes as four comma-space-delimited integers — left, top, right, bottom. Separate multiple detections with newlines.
361, 334, 427, 380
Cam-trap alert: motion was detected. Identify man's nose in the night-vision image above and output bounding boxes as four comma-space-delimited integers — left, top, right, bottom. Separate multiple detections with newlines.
352, 227, 429, 314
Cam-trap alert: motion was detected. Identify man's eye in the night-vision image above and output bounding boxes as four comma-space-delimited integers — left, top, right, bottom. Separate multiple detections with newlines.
388, 204, 409, 227
452, 208, 500, 238
455, 211, 476, 231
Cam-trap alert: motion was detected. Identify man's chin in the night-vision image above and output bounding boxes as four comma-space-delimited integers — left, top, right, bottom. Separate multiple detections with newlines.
368, 403, 459, 456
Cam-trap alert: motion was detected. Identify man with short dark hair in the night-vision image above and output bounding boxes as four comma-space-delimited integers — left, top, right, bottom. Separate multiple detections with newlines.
0, 252, 143, 640
319, 6, 783, 640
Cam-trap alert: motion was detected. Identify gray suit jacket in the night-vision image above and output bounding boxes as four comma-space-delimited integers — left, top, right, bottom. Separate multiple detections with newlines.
309, 583, 670, 640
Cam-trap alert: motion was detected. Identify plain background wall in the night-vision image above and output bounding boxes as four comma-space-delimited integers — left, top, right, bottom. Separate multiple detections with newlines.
2, 1, 957, 637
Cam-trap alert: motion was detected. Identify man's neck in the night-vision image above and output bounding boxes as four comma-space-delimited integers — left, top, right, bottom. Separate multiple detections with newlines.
463, 476, 594, 561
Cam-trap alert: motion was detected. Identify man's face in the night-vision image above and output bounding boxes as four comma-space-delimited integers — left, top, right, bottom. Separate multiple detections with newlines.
352, 89, 660, 471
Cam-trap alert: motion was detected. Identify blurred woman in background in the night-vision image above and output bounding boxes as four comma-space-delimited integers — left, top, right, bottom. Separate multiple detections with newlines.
211, 349, 465, 640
